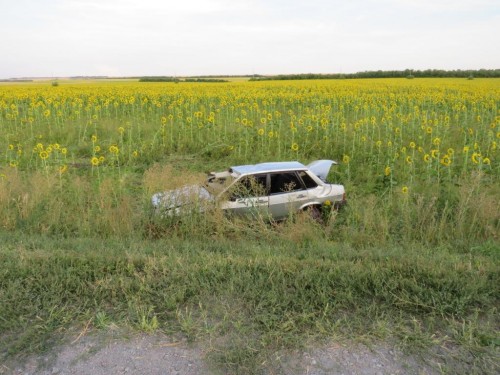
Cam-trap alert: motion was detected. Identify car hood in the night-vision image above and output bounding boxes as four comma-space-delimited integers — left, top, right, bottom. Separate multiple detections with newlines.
307, 160, 337, 181
152, 185, 213, 210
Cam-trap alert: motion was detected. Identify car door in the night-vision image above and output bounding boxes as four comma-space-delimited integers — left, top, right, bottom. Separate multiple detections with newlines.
267, 171, 311, 219
221, 173, 270, 218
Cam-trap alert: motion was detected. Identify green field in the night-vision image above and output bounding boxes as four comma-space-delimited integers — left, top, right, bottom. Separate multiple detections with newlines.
0, 78, 498, 373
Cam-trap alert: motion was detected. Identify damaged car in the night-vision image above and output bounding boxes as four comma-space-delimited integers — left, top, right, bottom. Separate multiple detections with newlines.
151, 160, 346, 220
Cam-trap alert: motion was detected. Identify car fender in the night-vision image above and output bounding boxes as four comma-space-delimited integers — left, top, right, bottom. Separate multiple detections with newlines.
298, 202, 323, 211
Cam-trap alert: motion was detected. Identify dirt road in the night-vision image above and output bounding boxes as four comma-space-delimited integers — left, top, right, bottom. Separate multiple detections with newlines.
0, 332, 463, 375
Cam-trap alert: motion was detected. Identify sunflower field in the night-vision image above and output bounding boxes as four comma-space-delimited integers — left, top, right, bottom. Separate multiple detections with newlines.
0, 78, 498, 240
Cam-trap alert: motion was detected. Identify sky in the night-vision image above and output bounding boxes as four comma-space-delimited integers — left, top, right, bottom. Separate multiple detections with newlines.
1, 0, 499, 78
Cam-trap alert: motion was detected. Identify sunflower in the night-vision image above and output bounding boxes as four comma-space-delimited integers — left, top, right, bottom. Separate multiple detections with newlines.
291, 143, 299, 151
440, 155, 452, 167
91, 157, 99, 166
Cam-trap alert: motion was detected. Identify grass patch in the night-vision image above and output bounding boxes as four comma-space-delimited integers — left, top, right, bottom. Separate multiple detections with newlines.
0, 231, 498, 373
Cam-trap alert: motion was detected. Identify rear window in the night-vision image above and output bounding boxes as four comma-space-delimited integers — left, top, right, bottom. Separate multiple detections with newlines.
299, 171, 318, 189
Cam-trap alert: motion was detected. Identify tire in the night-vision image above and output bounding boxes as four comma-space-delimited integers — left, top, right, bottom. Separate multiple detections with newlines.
305, 205, 323, 223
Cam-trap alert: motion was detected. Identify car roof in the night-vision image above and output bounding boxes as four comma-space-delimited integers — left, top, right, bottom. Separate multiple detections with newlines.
230, 161, 307, 176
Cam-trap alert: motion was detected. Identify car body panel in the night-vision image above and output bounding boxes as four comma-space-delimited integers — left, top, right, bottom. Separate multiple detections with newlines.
307, 160, 337, 181
151, 185, 213, 211
221, 196, 270, 218
268, 190, 310, 218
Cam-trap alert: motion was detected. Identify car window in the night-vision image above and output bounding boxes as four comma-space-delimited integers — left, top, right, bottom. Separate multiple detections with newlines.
270, 172, 304, 195
298, 171, 318, 189
229, 174, 267, 199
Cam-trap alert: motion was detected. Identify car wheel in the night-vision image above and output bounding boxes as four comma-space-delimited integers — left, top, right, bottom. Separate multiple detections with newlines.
305, 205, 323, 223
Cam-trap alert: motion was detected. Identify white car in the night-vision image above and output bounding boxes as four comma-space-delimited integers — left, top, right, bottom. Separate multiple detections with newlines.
152, 160, 346, 220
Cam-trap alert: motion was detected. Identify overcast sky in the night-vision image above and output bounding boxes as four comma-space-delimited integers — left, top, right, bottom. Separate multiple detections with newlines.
1, 0, 499, 78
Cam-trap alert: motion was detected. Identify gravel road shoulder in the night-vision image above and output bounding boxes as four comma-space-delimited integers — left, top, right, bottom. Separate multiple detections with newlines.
0, 331, 479, 375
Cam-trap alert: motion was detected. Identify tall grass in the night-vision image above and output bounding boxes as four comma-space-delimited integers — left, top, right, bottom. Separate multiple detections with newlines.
0, 163, 497, 245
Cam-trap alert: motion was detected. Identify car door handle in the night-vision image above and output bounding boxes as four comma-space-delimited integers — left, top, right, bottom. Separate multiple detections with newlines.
297, 194, 306, 198
256, 199, 267, 203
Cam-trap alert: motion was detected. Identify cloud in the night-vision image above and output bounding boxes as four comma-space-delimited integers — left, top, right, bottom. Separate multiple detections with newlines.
0, 0, 498, 77
376, 0, 498, 12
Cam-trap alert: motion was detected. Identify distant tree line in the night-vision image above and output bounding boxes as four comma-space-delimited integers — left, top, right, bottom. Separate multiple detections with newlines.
0, 79, 33, 82
70, 76, 109, 79
139, 77, 228, 82
138, 77, 181, 82
249, 69, 500, 81
184, 78, 228, 82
